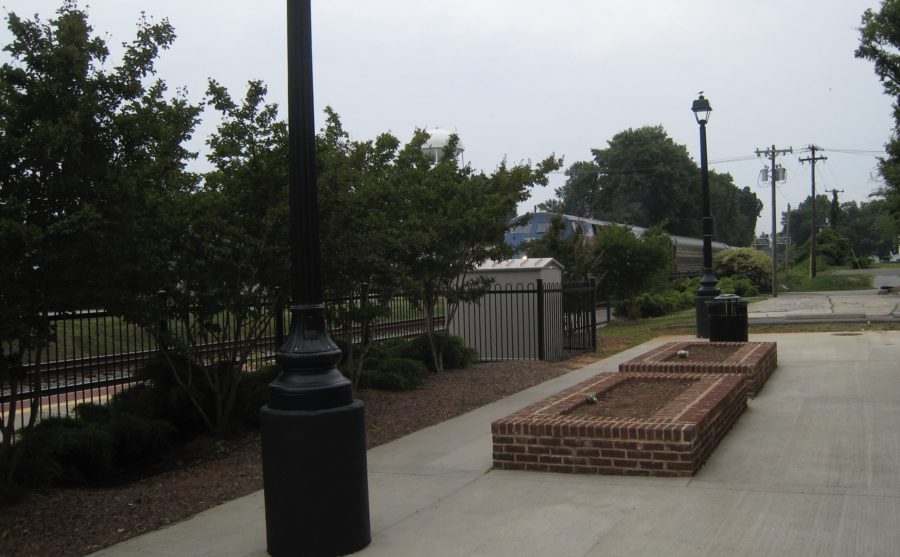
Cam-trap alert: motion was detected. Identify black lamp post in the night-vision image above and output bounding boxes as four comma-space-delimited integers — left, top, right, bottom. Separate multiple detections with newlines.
260, 1, 371, 556
692, 93, 720, 338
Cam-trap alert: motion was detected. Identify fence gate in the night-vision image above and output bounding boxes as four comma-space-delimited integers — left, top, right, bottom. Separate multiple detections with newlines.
560, 280, 597, 354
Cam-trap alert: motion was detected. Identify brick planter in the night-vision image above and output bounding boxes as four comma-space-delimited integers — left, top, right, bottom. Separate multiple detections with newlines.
618, 341, 777, 397
492, 372, 746, 477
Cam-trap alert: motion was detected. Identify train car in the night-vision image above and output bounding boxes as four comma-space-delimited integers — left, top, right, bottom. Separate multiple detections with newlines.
505, 213, 729, 276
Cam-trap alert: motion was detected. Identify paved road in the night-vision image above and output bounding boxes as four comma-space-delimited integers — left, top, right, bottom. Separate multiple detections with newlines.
748, 267, 900, 323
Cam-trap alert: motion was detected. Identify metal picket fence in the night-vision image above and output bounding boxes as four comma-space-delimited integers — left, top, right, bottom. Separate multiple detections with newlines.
2, 282, 597, 435
450, 279, 597, 361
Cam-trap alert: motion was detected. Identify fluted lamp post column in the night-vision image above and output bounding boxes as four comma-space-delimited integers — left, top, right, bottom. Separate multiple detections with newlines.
260, 1, 371, 556
692, 93, 720, 338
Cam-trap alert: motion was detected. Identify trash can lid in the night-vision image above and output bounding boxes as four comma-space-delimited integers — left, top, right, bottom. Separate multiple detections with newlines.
714, 293, 745, 301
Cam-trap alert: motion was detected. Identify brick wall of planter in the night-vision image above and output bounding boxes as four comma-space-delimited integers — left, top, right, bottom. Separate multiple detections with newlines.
492, 372, 747, 477
618, 341, 777, 397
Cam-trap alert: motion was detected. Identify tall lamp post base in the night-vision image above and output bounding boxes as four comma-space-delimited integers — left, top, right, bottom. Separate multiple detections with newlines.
695, 292, 719, 338
261, 305, 371, 557
261, 402, 370, 557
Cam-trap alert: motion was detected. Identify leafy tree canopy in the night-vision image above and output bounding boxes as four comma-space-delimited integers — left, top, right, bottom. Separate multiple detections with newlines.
521, 215, 597, 281
591, 223, 673, 318
1, 0, 200, 479
857, 0, 900, 218
545, 126, 760, 245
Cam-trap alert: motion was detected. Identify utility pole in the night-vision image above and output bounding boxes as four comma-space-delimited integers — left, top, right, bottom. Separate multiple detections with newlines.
755, 145, 792, 297
785, 203, 791, 275
825, 188, 844, 228
799, 145, 827, 279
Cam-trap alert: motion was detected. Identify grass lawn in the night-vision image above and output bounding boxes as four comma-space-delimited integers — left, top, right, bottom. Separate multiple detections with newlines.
777, 260, 873, 292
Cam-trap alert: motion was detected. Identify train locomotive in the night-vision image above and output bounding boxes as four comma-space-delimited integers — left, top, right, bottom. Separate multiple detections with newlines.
505, 212, 729, 276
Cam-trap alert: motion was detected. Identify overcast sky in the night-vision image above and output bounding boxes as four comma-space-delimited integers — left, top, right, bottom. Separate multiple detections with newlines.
1, 0, 893, 239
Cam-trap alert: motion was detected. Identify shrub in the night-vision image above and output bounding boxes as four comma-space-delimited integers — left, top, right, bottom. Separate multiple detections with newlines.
359, 358, 428, 391
816, 227, 852, 266
359, 333, 476, 375
849, 256, 871, 269
629, 290, 694, 318
109, 384, 161, 420
233, 364, 282, 427
364, 337, 414, 364
75, 401, 178, 468
717, 276, 758, 298
132, 354, 236, 434
15, 418, 114, 487
713, 248, 771, 292
407, 333, 478, 372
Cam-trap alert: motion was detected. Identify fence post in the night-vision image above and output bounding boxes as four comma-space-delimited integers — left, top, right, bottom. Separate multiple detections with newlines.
589, 278, 598, 352
274, 287, 285, 348
360, 283, 371, 346
536, 279, 545, 361
157, 290, 168, 354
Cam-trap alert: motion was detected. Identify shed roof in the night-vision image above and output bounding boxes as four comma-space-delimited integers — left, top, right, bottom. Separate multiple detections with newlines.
475, 258, 564, 272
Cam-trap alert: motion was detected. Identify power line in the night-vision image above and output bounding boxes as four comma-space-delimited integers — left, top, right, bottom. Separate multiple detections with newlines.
822, 148, 884, 156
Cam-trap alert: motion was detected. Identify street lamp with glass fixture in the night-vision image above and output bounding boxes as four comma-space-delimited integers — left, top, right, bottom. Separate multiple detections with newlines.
692, 93, 720, 338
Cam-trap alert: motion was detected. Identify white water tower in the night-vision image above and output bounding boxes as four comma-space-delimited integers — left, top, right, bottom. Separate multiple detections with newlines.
422, 128, 465, 163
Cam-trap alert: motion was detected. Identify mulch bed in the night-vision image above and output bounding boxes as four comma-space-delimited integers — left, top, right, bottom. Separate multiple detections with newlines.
0, 356, 590, 557
662, 344, 740, 362
567, 378, 696, 419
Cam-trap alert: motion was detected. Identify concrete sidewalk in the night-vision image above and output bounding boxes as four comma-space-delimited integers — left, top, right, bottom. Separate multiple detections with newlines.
91, 331, 900, 557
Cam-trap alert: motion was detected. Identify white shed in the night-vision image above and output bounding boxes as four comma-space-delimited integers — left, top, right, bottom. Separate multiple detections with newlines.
449, 258, 564, 360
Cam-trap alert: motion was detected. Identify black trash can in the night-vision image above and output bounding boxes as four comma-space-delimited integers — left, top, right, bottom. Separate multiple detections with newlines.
706, 294, 748, 342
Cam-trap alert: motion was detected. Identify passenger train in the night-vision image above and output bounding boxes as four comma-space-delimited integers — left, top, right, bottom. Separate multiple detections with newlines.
505, 213, 729, 276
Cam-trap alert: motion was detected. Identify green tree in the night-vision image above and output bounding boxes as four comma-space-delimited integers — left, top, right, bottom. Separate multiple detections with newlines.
710, 176, 762, 246
835, 199, 898, 258
0, 3, 199, 484
546, 161, 600, 217
857, 0, 900, 218
781, 195, 830, 252
140, 79, 290, 437
317, 109, 404, 387
590, 126, 699, 234
392, 131, 562, 372
521, 215, 597, 281
549, 126, 760, 244
592, 224, 673, 318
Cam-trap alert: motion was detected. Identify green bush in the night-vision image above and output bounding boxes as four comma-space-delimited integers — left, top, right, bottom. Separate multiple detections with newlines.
713, 248, 772, 292
717, 276, 758, 297
358, 333, 476, 375
406, 333, 478, 372
109, 384, 161, 420
132, 354, 237, 434
15, 418, 114, 487
628, 290, 694, 318
363, 337, 415, 365
233, 364, 282, 427
816, 227, 852, 266
75, 401, 178, 468
849, 256, 871, 269
107, 413, 178, 466
359, 357, 428, 391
